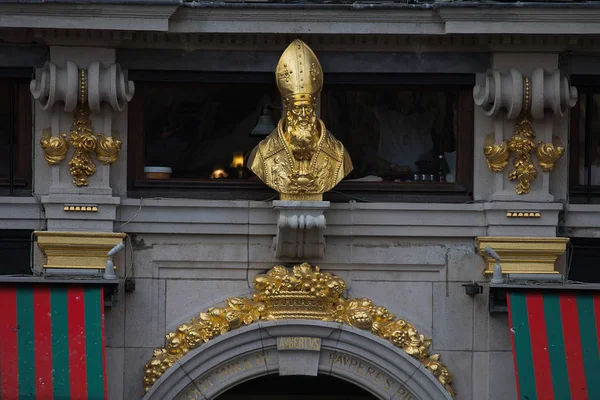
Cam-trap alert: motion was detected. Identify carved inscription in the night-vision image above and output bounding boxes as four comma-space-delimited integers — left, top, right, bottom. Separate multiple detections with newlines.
176, 351, 271, 400
327, 352, 414, 400
277, 337, 321, 351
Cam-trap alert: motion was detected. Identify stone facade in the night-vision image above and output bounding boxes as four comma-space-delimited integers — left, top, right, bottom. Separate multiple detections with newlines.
3, 2, 600, 399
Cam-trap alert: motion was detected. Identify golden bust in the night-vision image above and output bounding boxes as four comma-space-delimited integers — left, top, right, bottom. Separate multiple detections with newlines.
248, 39, 353, 200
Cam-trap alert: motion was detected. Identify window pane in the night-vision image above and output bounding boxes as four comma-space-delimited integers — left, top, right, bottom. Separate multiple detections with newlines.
322, 87, 457, 183
577, 91, 587, 185
0, 79, 10, 181
143, 83, 280, 180
583, 93, 600, 186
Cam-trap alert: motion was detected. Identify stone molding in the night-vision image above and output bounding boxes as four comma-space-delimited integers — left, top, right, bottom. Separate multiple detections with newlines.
1, 29, 598, 52
565, 204, 600, 238
142, 320, 451, 400
0, 197, 571, 238
112, 198, 563, 238
0, 4, 177, 32
2, 4, 600, 36
0, 197, 44, 231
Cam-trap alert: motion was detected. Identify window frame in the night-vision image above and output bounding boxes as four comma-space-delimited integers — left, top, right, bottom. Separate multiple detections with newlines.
569, 75, 600, 203
0, 69, 33, 196
127, 70, 474, 202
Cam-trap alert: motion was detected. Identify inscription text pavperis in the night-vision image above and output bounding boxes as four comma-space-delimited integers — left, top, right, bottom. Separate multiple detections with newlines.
247, 39, 353, 201
143, 264, 455, 397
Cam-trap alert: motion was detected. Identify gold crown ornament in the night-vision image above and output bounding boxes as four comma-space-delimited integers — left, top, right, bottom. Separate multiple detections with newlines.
275, 39, 324, 103
252, 264, 346, 320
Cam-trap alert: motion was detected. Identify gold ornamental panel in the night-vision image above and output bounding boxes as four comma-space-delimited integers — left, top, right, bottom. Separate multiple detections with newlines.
143, 264, 455, 398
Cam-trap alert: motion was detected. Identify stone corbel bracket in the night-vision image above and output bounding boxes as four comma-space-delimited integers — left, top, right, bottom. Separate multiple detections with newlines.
31, 60, 135, 186
272, 200, 329, 259
475, 68, 577, 195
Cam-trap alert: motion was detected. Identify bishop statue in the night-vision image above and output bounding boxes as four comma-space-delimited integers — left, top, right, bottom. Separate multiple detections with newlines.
248, 39, 353, 200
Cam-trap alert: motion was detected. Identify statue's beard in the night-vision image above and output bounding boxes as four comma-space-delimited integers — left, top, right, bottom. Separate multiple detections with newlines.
286, 116, 319, 162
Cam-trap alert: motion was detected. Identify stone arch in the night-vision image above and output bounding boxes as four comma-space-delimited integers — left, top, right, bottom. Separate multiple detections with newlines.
142, 320, 452, 400
142, 264, 454, 399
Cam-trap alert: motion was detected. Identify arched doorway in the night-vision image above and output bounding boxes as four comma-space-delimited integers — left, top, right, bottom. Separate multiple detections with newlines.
142, 321, 452, 400
142, 265, 454, 400
216, 374, 379, 400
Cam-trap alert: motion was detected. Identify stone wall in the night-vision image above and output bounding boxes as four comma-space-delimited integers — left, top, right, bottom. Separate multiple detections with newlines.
5, 25, 600, 399
100, 210, 514, 400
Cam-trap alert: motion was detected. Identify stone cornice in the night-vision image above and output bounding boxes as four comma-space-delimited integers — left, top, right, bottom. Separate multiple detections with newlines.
0, 4, 177, 31
1, 3, 600, 36
3, 30, 600, 53
440, 8, 600, 35
114, 198, 563, 238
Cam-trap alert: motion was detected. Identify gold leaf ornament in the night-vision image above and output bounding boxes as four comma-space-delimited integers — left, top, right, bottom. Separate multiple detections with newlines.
483, 134, 510, 172
95, 133, 122, 165
143, 264, 455, 398
40, 129, 69, 165
536, 136, 565, 172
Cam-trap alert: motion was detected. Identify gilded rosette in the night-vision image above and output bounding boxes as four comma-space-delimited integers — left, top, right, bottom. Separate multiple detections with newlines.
40, 129, 69, 165
143, 264, 455, 398
276, 39, 323, 101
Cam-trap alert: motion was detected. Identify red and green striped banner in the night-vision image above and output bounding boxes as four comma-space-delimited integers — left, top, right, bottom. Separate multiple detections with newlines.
508, 291, 600, 400
0, 285, 107, 400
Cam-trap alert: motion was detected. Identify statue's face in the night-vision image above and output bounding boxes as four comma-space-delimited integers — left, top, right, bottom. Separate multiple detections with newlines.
287, 100, 316, 129
285, 99, 319, 161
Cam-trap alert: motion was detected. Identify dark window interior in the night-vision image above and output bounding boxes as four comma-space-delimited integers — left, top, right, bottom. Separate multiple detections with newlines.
0, 230, 32, 276
568, 238, 600, 283
128, 71, 473, 202
0, 71, 33, 196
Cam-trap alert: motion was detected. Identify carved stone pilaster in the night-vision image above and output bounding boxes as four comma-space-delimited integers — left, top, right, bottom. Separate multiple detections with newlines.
474, 67, 577, 202
31, 54, 135, 232
272, 201, 329, 259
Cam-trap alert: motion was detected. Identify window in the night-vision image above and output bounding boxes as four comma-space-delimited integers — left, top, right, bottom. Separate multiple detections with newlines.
0, 72, 32, 196
570, 76, 600, 202
0, 230, 32, 275
568, 238, 600, 283
128, 72, 473, 202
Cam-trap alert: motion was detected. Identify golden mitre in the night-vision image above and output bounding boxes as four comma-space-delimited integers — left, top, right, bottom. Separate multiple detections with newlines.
248, 39, 353, 201
276, 39, 324, 102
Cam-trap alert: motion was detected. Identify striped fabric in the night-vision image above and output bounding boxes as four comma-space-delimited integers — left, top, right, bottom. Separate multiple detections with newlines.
507, 291, 600, 400
0, 285, 106, 400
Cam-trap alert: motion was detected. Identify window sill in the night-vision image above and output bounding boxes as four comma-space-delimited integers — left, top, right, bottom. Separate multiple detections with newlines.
0, 196, 43, 230
129, 179, 472, 203
566, 203, 600, 236
569, 186, 600, 204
